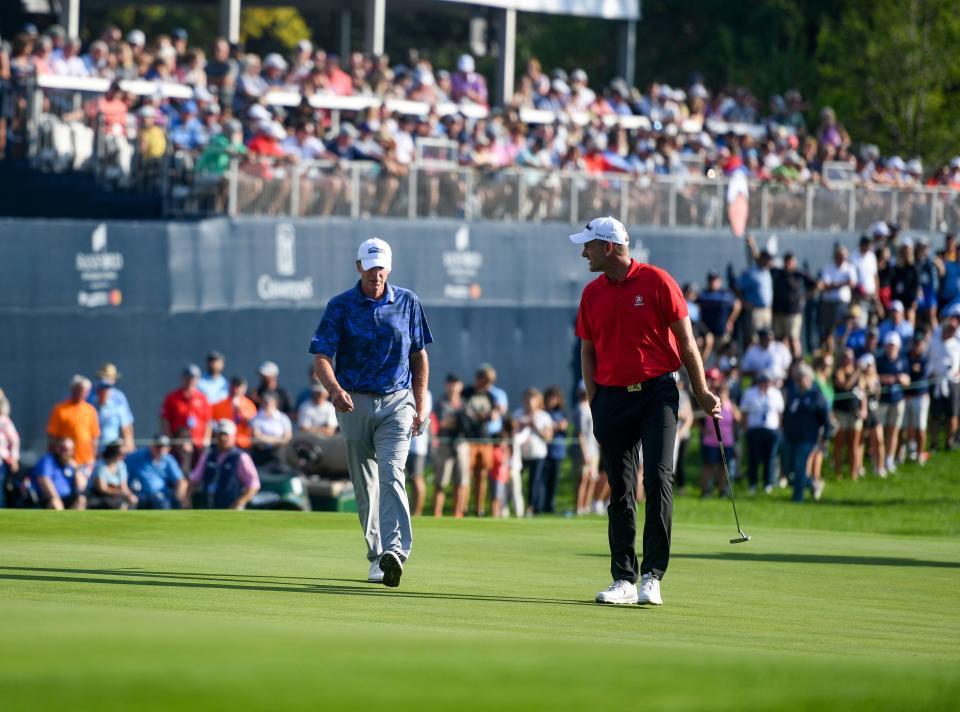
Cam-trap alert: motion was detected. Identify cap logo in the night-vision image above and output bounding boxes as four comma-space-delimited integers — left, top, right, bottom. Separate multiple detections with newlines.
368, 246, 386, 254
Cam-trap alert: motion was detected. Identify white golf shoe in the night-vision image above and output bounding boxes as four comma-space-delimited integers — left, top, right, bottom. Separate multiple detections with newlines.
368, 559, 384, 584
595, 580, 638, 605
638, 573, 663, 606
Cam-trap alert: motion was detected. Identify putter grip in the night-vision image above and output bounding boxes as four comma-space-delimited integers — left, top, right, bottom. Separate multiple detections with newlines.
713, 417, 722, 440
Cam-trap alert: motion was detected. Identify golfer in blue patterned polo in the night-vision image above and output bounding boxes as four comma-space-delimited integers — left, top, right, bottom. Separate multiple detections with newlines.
310, 237, 433, 588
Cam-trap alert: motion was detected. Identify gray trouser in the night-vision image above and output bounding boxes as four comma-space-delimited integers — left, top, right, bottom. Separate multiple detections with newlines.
337, 389, 416, 563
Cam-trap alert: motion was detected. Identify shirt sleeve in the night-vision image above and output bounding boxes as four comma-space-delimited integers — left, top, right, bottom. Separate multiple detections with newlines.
575, 294, 593, 341
236, 453, 260, 490
47, 406, 62, 438
409, 294, 434, 352
189, 452, 207, 484
309, 299, 343, 357
658, 271, 689, 324
119, 392, 134, 426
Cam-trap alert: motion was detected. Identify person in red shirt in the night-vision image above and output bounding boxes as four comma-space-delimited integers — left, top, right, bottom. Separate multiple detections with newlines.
572, 216, 720, 608
160, 364, 213, 470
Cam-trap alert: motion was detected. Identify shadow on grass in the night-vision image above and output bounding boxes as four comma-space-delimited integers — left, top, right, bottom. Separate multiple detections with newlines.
578, 552, 959, 568
0, 565, 602, 607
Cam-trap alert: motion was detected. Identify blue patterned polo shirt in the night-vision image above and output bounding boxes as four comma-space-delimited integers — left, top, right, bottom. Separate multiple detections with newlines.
309, 282, 433, 394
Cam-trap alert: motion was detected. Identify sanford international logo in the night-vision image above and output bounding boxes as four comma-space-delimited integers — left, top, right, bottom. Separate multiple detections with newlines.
257, 223, 314, 301
442, 225, 483, 300
76, 224, 124, 308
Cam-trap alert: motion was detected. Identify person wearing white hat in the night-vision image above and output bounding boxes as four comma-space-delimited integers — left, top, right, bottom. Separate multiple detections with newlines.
309, 237, 434, 588
451, 53, 488, 105
571, 216, 720, 607
187, 419, 260, 509
876, 330, 910, 473
927, 305, 960, 451
252, 360, 292, 415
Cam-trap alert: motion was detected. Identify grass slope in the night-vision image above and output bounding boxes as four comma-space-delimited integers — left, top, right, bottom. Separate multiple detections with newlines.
2, 481, 960, 712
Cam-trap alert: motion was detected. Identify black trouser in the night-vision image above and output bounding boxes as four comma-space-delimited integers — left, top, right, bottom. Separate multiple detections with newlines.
746, 427, 780, 488
592, 377, 679, 583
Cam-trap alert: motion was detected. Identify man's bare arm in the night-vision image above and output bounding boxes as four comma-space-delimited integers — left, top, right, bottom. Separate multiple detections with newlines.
670, 316, 721, 417
580, 339, 598, 403
314, 354, 354, 413
410, 349, 430, 435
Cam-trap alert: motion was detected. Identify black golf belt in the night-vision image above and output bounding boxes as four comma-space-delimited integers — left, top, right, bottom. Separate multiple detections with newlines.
601, 372, 677, 393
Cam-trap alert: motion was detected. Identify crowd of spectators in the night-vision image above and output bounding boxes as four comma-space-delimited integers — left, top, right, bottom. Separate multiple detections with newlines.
6, 21, 960, 215
2, 227, 958, 513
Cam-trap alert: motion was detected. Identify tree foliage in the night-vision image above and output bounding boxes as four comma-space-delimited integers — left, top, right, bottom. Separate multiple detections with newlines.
816, 0, 960, 166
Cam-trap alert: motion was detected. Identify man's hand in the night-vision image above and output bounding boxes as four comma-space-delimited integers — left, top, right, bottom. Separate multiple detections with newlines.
332, 389, 354, 413
695, 387, 722, 418
412, 411, 429, 437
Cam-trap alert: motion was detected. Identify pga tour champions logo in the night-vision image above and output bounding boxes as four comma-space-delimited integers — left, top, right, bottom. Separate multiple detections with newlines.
76, 224, 124, 308
257, 224, 314, 301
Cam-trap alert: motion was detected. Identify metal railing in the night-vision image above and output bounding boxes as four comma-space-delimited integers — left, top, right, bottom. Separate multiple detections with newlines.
165, 160, 960, 232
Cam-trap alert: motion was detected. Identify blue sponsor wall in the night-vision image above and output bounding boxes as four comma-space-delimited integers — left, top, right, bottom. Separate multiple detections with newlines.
0, 216, 869, 446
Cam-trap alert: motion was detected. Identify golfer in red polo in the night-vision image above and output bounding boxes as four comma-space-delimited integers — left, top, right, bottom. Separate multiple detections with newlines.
572, 217, 721, 606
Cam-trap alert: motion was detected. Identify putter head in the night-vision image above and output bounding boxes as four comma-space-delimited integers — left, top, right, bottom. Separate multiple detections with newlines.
730, 533, 751, 544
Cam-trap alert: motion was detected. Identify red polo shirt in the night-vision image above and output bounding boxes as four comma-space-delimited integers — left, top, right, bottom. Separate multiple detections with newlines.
160, 388, 212, 447
576, 260, 687, 386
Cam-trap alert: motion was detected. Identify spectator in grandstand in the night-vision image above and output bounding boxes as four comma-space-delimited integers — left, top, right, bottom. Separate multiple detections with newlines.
297, 382, 338, 436
88, 80, 129, 134
136, 105, 167, 161
739, 235, 774, 340
198, 351, 229, 404
513, 387, 553, 516
125, 434, 186, 508
251, 360, 293, 415
904, 334, 931, 464
739, 371, 784, 496
817, 242, 859, 344
697, 269, 740, 363
234, 54, 267, 111
323, 53, 353, 96
0, 394, 20, 508
32, 437, 86, 510
159, 364, 213, 470
742, 329, 792, 382
541, 386, 568, 515
87, 440, 137, 509
210, 376, 258, 450
406, 388, 433, 516
432, 373, 469, 518
188, 419, 260, 510
48, 375, 100, 475
250, 392, 292, 466
451, 54, 488, 106
858, 353, 886, 476
877, 300, 915, 345
927, 305, 960, 451
772, 251, 817, 357
832, 348, 865, 481
206, 38, 238, 107
783, 363, 829, 502
89, 363, 134, 454
876, 332, 910, 473
168, 100, 207, 152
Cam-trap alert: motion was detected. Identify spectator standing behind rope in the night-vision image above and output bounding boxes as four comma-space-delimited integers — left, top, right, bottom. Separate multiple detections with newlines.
832, 349, 866, 481
432, 373, 469, 518
904, 335, 931, 464
0, 394, 21, 508
771, 252, 817, 358
783, 364, 829, 503
542, 386, 568, 515
739, 372, 784, 495
32, 438, 86, 510
739, 235, 774, 341
927, 305, 960, 451
310, 237, 433, 589
188, 420, 260, 510
89, 363, 135, 454
47, 375, 100, 477
572, 216, 720, 607
125, 435, 187, 509
875, 332, 910, 474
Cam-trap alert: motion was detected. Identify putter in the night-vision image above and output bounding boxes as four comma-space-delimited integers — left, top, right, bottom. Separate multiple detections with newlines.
713, 417, 751, 544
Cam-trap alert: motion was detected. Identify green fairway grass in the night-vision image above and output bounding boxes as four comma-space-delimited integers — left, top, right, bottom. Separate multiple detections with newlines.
2, 453, 959, 711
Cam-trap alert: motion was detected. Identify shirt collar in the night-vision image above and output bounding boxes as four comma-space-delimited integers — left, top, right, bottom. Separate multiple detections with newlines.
354, 281, 396, 304
604, 259, 641, 285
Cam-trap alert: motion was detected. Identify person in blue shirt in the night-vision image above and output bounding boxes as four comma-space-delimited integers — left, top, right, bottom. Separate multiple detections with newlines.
125, 435, 187, 509
310, 237, 433, 589
877, 300, 915, 345
168, 100, 208, 151
782, 364, 829, 503
197, 351, 229, 406
834, 305, 868, 355
32, 437, 87, 509
89, 363, 135, 453
697, 270, 741, 362
875, 332, 911, 474
739, 235, 774, 341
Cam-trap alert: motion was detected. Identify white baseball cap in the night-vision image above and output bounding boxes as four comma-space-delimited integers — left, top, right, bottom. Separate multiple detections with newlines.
569, 216, 629, 245
258, 360, 279, 377
358, 237, 392, 271
883, 331, 902, 347
215, 419, 237, 435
